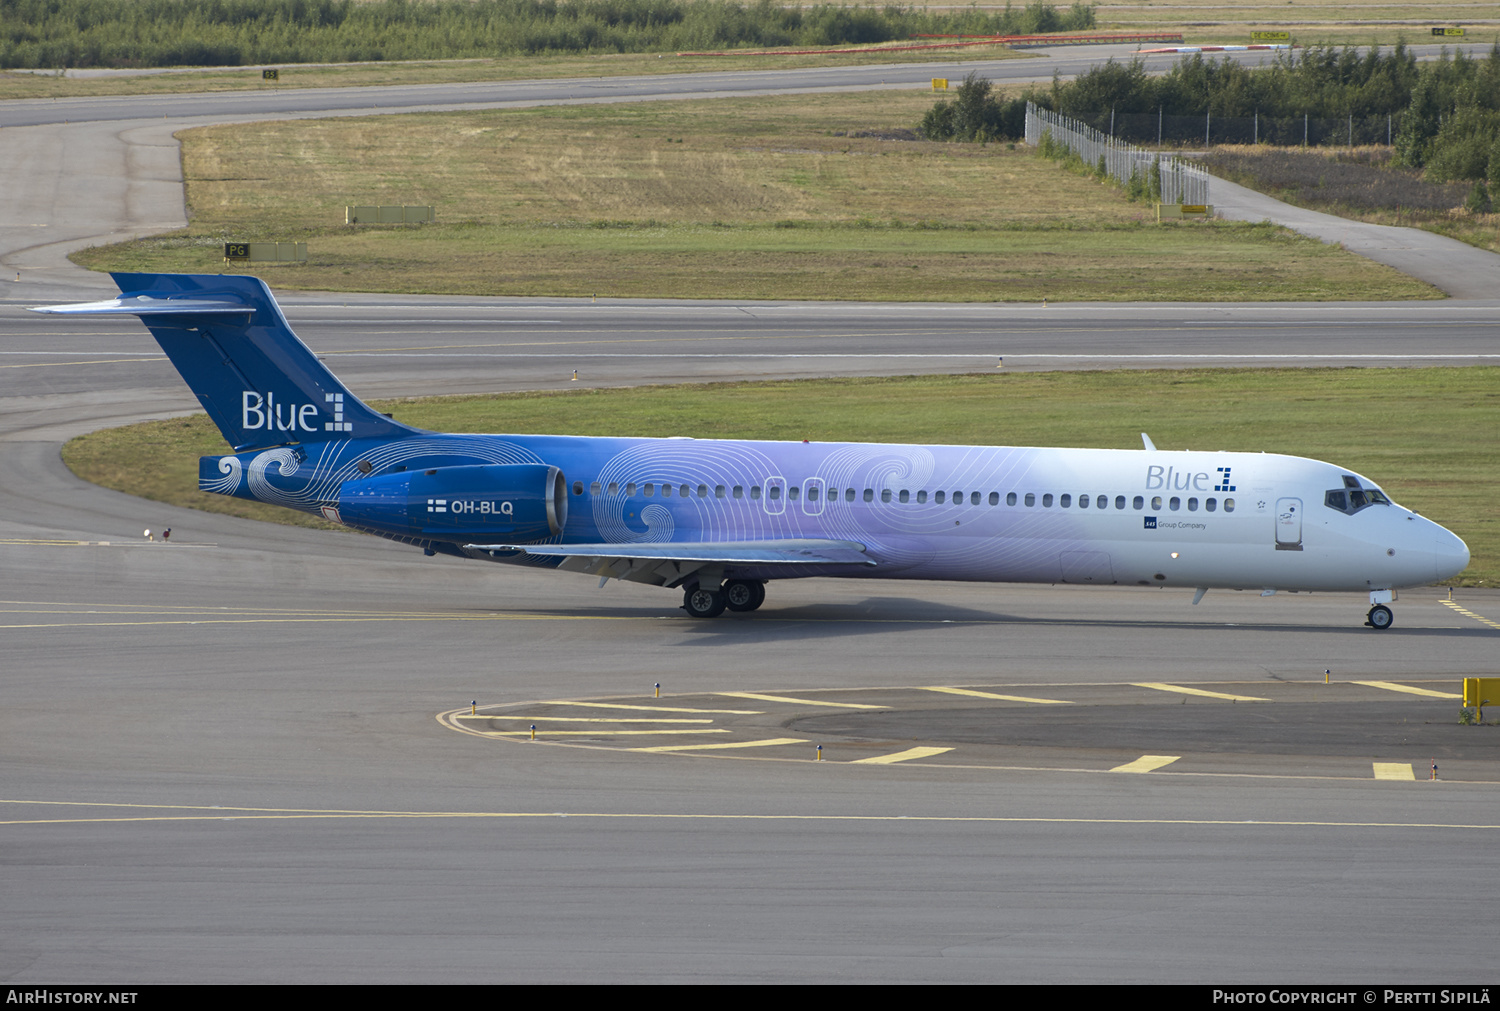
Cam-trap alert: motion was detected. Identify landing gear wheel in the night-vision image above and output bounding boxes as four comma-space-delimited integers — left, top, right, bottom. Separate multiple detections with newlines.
722, 579, 765, 612
1366, 604, 1394, 630
682, 586, 727, 619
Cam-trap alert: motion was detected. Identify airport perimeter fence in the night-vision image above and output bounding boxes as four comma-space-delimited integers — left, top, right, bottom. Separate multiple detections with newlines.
1024, 102, 1210, 206
1068, 110, 1407, 148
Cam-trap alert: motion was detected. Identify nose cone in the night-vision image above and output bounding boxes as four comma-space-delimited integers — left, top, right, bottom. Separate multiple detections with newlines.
1434, 524, 1470, 582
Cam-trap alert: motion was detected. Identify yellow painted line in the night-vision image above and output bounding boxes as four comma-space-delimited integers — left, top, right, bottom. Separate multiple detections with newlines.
1133, 682, 1270, 702
0, 357, 166, 369
922, 686, 1073, 704
1353, 680, 1462, 699
457, 715, 714, 723
851, 746, 954, 765
483, 729, 729, 737
1441, 600, 1500, 631
542, 700, 761, 714
1110, 755, 1182, 773
1374, 763, 1416, 781
630, 737, 808, 753
718, 692, 886, 709
9, 797, 1499, 830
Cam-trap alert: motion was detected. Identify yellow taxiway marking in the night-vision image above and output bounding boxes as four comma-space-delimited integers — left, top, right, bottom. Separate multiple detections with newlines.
922, 686, 1073, 704
7, 798, 1497, 831
483, 729, 729, 737
1354, 680, 1462, 699
1441, 600, 1500, 631
630, 738, 808, 753
1374, 763, 1416, 781
1134, 682, 1270, 702
457, 715, 714, 724
1110, 755, 1182, 773
851, 746, 955, 765
718, 692, 886, 709
541, 700, 761, 714
0, 357, 166, 370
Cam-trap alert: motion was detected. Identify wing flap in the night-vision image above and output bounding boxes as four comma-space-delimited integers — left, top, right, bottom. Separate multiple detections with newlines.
465, 538, 876, 586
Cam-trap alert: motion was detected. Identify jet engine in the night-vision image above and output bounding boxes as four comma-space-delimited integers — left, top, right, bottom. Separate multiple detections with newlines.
336, 463, 567, 541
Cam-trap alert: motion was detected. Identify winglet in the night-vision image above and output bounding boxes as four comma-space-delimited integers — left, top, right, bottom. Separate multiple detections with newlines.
1141, 433, 1157, 451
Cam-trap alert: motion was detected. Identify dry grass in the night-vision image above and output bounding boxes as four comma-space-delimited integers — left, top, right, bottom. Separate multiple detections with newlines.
72, 91, 1438, 301
0, 45, 1032, 101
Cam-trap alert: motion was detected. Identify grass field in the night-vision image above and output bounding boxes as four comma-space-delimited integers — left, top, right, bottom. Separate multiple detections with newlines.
1, 2, 1490, 102
71, 91, 1437, 301
63, 368, 1497, 586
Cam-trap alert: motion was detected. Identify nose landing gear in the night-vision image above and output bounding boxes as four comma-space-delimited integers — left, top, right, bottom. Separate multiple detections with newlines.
1365, 604, 1394, 630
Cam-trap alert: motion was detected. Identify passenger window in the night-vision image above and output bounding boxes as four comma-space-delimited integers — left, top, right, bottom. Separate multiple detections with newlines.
572, 481, 584, 495
661, 484, 671, 497
1042, 493, 1054, 507
645, 483, 655, 497
952, 491, 963, 505
1224, 498, 1235, 512
917, 490, 928, 504
1169, 496, 1180, 511
590, 482, 601, 495
1006, 492, 1017, 506
609, 482, 619, 495
787, 486, 798, 501
1024, 493, 1036, 507
1187, 497, 1198, 511
626, 483, 637, 496
989, 492, 999, 506
750, 486, 761, 500
935, 491, 946, 504
971, 491, 980, 505
809, 486, 820, 502
845, 489, 856, 503
898, 490, 909, 503
1079, 494, 1090, 509
1115, 496, 1126, 510
1060, 494, 1072, 508
881, 489, 891, 503
1133, 496, 1143, 510
712, 485, 722, 498
863, 489, 874, 503
1206, 498, 1216, 512
1152, 496, 1162, 510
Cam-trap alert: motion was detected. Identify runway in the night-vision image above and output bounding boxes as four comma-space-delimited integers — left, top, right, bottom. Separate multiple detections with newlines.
3, 49, 1499, 984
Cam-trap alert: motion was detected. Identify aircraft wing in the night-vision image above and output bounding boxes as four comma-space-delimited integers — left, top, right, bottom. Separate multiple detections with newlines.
465, 539, 876, 586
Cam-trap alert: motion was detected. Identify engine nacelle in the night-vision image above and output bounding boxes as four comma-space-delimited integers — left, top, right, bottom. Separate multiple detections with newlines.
336, 463, 567, 541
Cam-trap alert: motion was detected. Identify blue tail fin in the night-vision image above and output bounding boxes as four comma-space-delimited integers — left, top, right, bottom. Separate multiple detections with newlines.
33, 273, 420, 451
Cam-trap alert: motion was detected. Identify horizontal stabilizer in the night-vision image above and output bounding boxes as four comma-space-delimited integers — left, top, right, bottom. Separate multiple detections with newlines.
31, 294, 252, 316
467, 538, 875, 586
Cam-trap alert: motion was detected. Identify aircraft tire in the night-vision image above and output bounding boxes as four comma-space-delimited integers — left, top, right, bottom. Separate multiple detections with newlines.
683, 586, 727, 619
723, 579, 765, 612
1366, 604, 1394, 630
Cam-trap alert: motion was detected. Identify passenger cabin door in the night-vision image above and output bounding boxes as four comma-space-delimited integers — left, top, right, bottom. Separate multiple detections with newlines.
1275, 497, 1303, 551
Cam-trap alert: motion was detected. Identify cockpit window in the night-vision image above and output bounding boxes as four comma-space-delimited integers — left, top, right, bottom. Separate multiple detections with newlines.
1325, 476, 1391, 515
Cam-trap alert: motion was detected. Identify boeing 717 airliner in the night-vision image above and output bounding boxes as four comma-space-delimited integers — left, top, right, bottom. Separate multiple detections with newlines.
35, 274, 1469, 627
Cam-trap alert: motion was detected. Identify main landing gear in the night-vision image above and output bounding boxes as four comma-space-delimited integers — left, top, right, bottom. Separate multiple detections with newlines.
1365, 604, 1394, 630
682, 579, 766, 618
